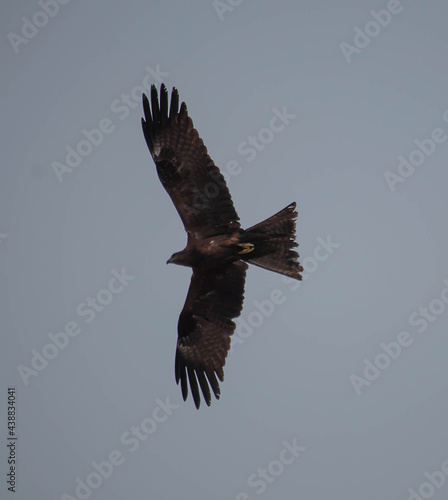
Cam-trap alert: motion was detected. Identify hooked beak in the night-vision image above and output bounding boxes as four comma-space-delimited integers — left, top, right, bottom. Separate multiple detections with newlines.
166, 257, 173, 265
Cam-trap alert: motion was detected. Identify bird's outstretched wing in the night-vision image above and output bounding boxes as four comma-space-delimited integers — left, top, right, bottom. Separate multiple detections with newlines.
175, 261, 248, 409
142, 84, 240, 237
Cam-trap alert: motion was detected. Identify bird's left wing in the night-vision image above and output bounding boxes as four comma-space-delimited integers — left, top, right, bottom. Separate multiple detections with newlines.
141, 84, 240, 237
175, 261, 248, 409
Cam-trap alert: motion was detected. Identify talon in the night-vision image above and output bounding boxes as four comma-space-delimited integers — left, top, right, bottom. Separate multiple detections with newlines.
238, 243, 254, 254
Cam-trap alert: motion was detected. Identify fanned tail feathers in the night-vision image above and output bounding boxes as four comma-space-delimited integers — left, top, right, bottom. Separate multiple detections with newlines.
241, 202, 303, 280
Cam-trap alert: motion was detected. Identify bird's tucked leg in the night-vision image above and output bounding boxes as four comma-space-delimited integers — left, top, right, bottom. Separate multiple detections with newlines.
238, 243, 254, 254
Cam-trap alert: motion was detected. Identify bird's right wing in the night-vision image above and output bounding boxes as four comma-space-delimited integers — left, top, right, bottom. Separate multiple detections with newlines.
175, 261, 248, 409
142, 84, 240, 237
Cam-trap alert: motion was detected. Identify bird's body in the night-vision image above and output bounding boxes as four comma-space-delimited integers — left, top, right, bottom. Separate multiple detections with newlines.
169, 232, 241, 268
142, 84, 303, 408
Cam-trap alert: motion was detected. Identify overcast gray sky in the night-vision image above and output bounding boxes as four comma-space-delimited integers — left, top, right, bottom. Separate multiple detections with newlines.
1, 1, 448, 499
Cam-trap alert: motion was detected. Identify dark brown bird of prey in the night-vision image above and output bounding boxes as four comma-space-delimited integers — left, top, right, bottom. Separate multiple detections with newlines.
142, 84, 303, 409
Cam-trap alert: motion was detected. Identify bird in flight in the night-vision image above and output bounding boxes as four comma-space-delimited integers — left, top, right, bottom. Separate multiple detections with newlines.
142, 84, 303, 408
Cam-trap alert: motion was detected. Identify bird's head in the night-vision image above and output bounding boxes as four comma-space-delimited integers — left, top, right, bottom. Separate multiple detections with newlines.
167, 251, 188, 266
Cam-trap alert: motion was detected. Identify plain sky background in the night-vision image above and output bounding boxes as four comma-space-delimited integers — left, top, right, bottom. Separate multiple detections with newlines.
1, 1, 448, 499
